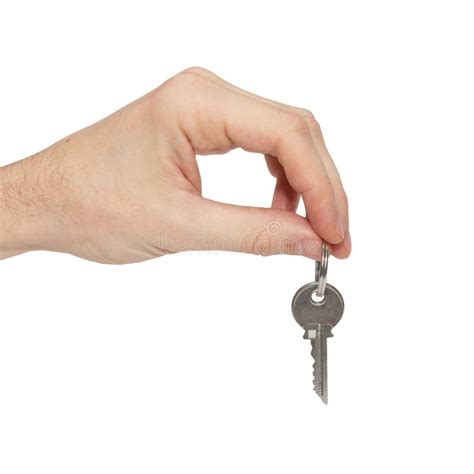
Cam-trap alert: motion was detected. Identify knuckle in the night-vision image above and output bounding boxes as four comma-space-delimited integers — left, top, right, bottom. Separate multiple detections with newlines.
308, 115, 321, 134
303, 111, 322, 135
247, 224, 300, 257
294, 107, 322, 136
178, 67, 215, 85
152, 67, 211, 110
181, 66, 212, 77
310, 119, 322, 138
160, 67, 208, 94
298, 107, 316, 121
250, 227, 273, 256
173, 69, 200, 86
285, 111, 310, 135
143, 238, 176, 258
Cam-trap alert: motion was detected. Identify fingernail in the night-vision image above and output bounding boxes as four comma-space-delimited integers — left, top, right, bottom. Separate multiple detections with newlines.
336, 214, 345, 241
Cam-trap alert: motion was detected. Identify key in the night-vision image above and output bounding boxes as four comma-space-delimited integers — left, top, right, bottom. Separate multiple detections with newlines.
291, 244, 344, 404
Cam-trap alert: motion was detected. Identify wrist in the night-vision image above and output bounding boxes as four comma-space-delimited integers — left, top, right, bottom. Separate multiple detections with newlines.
0, 150, 70, 259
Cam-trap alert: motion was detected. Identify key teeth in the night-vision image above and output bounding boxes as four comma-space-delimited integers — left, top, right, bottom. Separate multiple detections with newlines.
310, 331, 328, 405
312, 354, 322, 396
312, 361, 328, 404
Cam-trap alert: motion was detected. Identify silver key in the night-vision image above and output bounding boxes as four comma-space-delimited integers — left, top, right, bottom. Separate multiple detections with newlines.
291, 244, 344, 404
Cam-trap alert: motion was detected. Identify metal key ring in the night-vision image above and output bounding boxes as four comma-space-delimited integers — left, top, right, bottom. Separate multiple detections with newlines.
314, 242, 329, 298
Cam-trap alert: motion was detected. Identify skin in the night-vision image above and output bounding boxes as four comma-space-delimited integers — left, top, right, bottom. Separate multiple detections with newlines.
0, 67, 351, 264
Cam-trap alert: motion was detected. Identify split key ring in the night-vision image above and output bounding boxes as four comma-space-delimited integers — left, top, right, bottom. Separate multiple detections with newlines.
313, 242, 329, 300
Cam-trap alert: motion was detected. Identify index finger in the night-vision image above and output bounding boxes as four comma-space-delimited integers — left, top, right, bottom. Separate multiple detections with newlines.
219, 90, 345, 245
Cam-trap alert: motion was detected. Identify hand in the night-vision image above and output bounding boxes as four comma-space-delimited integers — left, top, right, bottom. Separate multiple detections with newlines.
0, 67, 350, 263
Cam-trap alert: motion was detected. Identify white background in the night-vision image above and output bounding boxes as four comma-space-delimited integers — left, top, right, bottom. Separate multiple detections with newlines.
1, 1, 473, 472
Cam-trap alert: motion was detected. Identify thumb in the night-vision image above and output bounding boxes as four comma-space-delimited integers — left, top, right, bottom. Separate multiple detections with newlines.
183, 197, 323, 259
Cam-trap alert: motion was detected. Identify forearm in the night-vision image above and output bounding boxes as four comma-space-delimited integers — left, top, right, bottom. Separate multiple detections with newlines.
0, 150, 69, 259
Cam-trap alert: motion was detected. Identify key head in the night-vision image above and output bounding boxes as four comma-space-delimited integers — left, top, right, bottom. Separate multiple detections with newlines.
292, 282, 344, 331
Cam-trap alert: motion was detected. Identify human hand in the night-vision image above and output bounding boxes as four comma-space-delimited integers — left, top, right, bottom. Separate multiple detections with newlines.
0, 67, 350, 263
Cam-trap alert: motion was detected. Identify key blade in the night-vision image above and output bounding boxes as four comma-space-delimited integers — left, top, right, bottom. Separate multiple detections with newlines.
311, 333, 327, 404
307, 325, 332, 404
